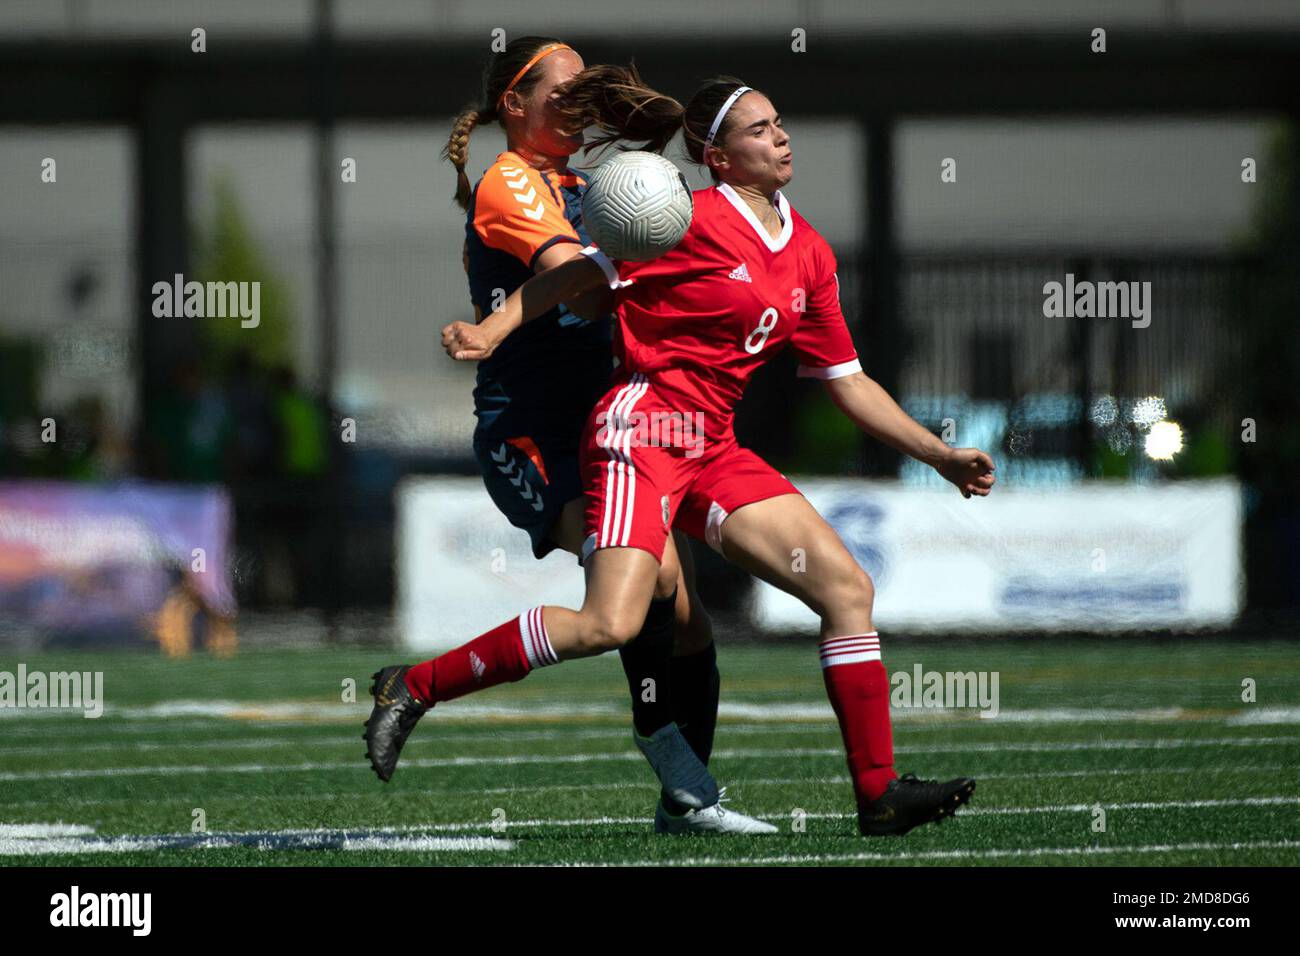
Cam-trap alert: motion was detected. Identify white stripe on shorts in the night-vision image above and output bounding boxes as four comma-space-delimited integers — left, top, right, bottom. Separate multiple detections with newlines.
600, 379, 640, 547
600, 381, 634, 547
599, 373, 649, 549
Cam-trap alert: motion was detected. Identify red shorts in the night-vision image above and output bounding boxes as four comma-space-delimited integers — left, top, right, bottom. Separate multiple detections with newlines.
580, 372, 801, 563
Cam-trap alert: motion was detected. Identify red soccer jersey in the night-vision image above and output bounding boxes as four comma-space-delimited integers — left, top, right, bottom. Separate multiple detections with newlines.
580, 182, 861, 439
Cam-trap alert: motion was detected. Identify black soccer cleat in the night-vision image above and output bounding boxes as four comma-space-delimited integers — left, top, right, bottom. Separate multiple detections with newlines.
363, 665, 428, 782
857, 772, 976, 836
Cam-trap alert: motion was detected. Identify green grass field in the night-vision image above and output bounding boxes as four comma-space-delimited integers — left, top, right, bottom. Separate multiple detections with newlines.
3, 639, 1299, 866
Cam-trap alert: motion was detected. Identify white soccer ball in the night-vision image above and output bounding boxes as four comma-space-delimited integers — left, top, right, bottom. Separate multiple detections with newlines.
582, 151, 693, 261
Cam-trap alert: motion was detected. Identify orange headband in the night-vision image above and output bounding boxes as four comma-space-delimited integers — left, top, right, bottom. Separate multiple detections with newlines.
496, 43, 573, 110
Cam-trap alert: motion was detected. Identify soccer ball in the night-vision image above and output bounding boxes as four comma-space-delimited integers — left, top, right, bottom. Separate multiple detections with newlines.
582, 151, 693, 261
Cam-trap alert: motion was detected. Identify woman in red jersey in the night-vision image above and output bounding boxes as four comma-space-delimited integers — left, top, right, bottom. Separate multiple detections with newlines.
372, 68, 996, 835
392, 40, 771, 834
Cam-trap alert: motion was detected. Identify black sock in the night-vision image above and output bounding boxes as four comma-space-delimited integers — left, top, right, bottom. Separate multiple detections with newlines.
671, 641, 720, 765
619, 588, 677, 739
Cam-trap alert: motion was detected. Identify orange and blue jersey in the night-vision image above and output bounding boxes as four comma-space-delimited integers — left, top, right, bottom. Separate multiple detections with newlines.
463, 150, 613, 443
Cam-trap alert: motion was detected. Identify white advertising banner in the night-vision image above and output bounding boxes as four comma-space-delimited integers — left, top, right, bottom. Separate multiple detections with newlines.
397, 477, 585, 652
398, 476, 1243, 647
753, 478, 1243, 633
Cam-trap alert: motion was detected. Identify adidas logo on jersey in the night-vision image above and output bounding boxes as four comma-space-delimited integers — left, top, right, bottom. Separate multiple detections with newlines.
728, 262, 752, 283
469, 651, 487, 681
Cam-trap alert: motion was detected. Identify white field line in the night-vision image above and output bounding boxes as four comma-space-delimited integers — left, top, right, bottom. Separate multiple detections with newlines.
0, 700, 635, 722
4, 797, 1296, 856
67, 795, 1275, 838
0, 723, 841, 756
961, 796, 1300, 816
0, 764, 1283, 810
0, 827, 514, 857
338, 795, 1300, 833
1224, 707, 1300, 725
0, 824, 96, 838
3, 736, 1300, 783
5, 714, 1300, 757
0, 720, 821, 755
0, 719, 263, 737
3, 832, 1295, 863
22, 793, 1296, 845
1, 763, 1294, 810
5, 700, 1299, 725
592, 839, 1300, 867
448, 764, 1300, 798
9, 710, 1300, 756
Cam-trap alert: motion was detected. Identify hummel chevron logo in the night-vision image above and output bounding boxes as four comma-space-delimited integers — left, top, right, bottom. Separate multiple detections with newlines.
502, 169, 545, 220
521, 478, 543, 511
492, 444, 544, 512
728, 262, 752, 283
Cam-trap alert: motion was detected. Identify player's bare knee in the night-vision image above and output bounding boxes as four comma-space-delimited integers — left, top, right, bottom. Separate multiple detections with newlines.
848, 565, 875, 611
605, 615, 645, 651
581, 607, 644, 653
822, 563, 875, 621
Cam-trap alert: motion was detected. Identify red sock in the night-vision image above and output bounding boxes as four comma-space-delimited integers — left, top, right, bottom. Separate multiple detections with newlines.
403, 607, 558, 704
820, 631, 897, 803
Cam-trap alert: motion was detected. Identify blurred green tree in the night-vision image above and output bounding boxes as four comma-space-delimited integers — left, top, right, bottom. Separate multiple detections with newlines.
191, 172, 296, 373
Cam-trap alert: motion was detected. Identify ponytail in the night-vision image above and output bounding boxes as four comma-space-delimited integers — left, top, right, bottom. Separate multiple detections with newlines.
551, 60, 684, 159
554, 67, 764, 186
442, 105, 488, 211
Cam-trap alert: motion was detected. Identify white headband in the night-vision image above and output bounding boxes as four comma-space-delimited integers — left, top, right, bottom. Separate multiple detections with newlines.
704, 85, 752, 149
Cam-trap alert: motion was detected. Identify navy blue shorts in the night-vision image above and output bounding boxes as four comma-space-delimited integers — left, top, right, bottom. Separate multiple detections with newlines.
473, 435, 583, 560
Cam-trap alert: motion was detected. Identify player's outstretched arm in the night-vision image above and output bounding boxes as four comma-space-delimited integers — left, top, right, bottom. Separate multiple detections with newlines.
441, 254, 608, 361
823, 370, 997, 499
537, 244, 616, 321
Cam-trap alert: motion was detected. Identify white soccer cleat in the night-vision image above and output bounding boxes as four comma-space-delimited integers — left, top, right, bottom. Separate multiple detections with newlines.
654, 788, 779, 835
